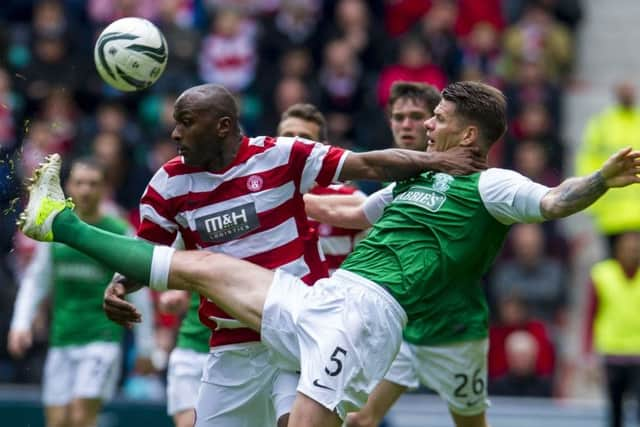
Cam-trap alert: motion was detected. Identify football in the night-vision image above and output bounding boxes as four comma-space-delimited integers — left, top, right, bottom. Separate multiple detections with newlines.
93, 17, 168, 92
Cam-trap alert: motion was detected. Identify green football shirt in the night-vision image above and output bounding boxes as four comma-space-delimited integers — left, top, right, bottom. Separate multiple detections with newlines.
341, 169, 549, 345
176, 292, 211, 353
50, 215, 129, 346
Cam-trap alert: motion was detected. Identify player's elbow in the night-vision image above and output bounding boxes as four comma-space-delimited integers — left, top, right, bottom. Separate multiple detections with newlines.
539, 199, 567, 220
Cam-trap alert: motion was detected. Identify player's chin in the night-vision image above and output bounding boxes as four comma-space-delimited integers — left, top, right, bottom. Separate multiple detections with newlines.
180, 153, 194, 165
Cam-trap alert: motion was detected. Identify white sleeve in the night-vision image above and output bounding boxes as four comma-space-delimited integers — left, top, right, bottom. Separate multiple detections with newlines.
11, 243, 53, 330
128, 287, 155, 358
478, 169, 551, 225
362, 184, 395, 224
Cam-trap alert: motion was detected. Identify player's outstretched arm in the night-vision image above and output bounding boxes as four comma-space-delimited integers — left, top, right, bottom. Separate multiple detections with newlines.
338, 145, 486, 182
541, 147, 640, 219
304, 194, 372, 230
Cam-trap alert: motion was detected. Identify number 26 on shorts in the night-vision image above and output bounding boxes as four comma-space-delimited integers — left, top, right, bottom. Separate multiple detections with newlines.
453, 368, 485, 398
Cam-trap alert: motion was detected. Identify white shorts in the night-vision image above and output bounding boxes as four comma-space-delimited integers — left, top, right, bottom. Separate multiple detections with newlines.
262, 269, 407, 420
194, 342, 298, 427
43, 342, 121, 406
166, 347, 208, 415
384, 339, 490, 416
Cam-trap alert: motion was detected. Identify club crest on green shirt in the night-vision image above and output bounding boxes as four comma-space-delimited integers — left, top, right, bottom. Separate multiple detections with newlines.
432, 173, 454, 192
395, 173, 453, 212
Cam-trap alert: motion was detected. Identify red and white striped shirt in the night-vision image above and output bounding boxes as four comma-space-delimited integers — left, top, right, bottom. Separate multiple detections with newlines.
308, 184, 368, 273
137, 136, 347, 347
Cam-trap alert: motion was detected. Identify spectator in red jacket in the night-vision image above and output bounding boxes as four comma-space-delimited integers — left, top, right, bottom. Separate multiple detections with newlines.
489, 295, 555, 379
377, 37, 447, 106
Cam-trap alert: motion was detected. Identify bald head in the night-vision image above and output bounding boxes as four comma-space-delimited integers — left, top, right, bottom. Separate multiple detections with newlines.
171, 84, 243, 169
177, 84, 239, 119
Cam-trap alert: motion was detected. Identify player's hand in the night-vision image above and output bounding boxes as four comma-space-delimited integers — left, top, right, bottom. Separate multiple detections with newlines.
103, 281, 142, 329
431, 144, 487, 175
7, 329, 32, 359
158, 290, 189, 315
600, 147, 640, 188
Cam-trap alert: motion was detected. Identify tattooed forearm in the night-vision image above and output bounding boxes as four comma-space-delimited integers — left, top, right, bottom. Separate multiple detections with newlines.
541, 171, 608, 219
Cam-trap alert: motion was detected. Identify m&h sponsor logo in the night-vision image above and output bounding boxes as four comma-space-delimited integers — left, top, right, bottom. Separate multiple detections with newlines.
196, 202, 260, 243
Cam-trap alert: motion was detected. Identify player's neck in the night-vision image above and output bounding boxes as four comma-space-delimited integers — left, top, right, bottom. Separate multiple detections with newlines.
208, 134, 243, 172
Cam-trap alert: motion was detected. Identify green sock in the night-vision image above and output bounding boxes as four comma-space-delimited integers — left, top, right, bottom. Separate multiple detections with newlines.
52, 208, 153, 285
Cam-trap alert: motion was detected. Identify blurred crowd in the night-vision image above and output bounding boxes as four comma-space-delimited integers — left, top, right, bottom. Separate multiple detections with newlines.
0, 0, 608, 405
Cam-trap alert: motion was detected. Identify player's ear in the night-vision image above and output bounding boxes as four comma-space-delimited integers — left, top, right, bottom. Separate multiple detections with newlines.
460, 125, 478, 146
216, 116, 232, 138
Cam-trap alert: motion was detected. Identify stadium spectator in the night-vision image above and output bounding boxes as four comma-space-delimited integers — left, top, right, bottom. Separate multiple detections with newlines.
0, 67, 20, 151
501, 1, 573, 83
513, 139, 561, 187
383, 0, 431, 37
256, 0, 322, 77
91, 131, 152, 213
491, 223, 567, 327
459, 22, 502, 85
20, 120, 60, 177
319, 0, 389, 72
503, 58, 563, 126
154, 0, 202, 93
260, 75, 310, 135
76, 100, 143, 150
315, 38, 366, 116
198, 7, 258, 93
489, 295, 556, 380
490, 330, 553, 397
412, 0, 462, 80
504, 0, 583, 33
377, 36, 447, 106
576, 80, 640, 239
584, 231, 640, 427
87, 0, 159, 25
37, 87, 78, 155
507, 102, 563, 171
454, 0, 505, 37
20, 33, 79, 106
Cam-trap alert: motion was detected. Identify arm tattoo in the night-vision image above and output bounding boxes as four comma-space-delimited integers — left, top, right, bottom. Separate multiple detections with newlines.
557, 171, 606, 203
543, 171, 608, 219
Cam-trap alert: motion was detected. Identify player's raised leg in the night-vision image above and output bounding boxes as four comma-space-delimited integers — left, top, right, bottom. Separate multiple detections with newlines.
17, 154, 270, 332
18, 154, 364, 427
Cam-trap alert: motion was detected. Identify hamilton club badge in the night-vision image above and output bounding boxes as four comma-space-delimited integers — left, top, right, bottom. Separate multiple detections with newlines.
246, 175, 264, 192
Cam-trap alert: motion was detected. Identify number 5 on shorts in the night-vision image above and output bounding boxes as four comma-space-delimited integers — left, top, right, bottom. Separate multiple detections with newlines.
324, 346, 347, 376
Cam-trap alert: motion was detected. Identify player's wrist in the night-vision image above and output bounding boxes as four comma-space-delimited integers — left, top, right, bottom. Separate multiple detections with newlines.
593, 169, 609, 189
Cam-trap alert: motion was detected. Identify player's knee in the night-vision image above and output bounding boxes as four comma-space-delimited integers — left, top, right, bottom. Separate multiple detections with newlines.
451, 410, 488, 427
48, 417, 69, 427
69, 406, 98, 427
187, 252, 226, 276
173, 409, 196, 427
345, 411, 379, 427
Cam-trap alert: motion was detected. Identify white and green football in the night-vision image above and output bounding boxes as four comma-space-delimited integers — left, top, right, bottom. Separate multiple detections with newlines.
94, 17, 168, 92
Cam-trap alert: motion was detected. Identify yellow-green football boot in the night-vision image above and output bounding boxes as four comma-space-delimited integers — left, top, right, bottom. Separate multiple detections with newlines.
17, 153, 74, 241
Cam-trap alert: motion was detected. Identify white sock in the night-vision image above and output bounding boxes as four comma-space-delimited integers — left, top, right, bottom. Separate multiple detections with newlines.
149, 246, 175, 291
